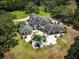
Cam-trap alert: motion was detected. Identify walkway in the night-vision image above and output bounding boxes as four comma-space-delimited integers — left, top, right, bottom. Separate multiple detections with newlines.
13, 16, 30, 22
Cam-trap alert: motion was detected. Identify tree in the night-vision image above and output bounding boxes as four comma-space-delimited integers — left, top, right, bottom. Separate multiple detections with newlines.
0, 10, 18, 59
73, 21, 79, 30
25, 2, 39, 14
65, 36, 79, 59
74, 8, 79, 21
0, 0, 28, 11
43, 0, 68, 12
0, 48, 3, 59
72, 8, 79, 30
75, 0, 79, 7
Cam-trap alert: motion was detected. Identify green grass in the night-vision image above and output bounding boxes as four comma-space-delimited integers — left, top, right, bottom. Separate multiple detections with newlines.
38, 11, 51, 16
37, 7, 51, 16
57, 34, 67, 45
56, 33, 70, 51
10, 10, 28, 19
10, 7, 51, 19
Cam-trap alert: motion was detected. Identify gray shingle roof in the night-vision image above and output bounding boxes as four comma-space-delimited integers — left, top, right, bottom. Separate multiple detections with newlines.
19, 13, 65, 35
28, 13, 38, 26
43, 23, 51, 31
48, 24, 65, 34
20, 21, 26, 28
38, 17, 49, 26
19, 24, 33, 35
28, 13, 50, 28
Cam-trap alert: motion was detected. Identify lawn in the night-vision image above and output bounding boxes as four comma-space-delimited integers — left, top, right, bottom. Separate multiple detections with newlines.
38, 11, 51, 16
10, 10, 28, 19
38, 7, 51, 16
11, 33, 70, 59
10, 32, 72, 59
10, 8, 51, 19
56, 33, 71, 55
10, 34, 49, 59
57, 33, 70, 44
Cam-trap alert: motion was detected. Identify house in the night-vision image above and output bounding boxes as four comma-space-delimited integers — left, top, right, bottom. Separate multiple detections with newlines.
19, 13, 66, 36
19, 13, 66, 35
28, 13, 39, 30
20, 21, 27, 27
45, 35, 57, 45
28, 13, 50, 30
19, 13, 66, 48
19, 24, 33, 35
47, 24, 65, 34
38, 16, 49, 29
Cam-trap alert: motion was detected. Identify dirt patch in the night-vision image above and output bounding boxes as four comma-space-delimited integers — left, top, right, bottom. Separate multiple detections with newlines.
66, 26, 79, 39
3, 52, 10, 59
3, 52, 16, 59
43, 47, 64, 59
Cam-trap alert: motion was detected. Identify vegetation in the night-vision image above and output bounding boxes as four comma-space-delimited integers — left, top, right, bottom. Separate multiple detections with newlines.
57, 33, 70, 50
25, 2, 39, 14
73, 8, 79, 30
32, 34, 46, 45
0, 48, 3, 59
0, 10, 18, 59
0, 0, 79, 30
10, 10, 27, 19
10, 34, 48, 59
0, 0, 79, 59
38, 7, 51, 16
65, 36, 79, 59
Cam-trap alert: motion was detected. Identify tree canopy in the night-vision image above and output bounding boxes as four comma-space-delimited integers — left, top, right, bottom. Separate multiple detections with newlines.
0, 10, 18, 59
65, 36, 79, 59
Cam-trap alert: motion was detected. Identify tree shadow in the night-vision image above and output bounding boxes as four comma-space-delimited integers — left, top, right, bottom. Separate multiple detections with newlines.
75, 0, 79, 7
65, 36, 79, 59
